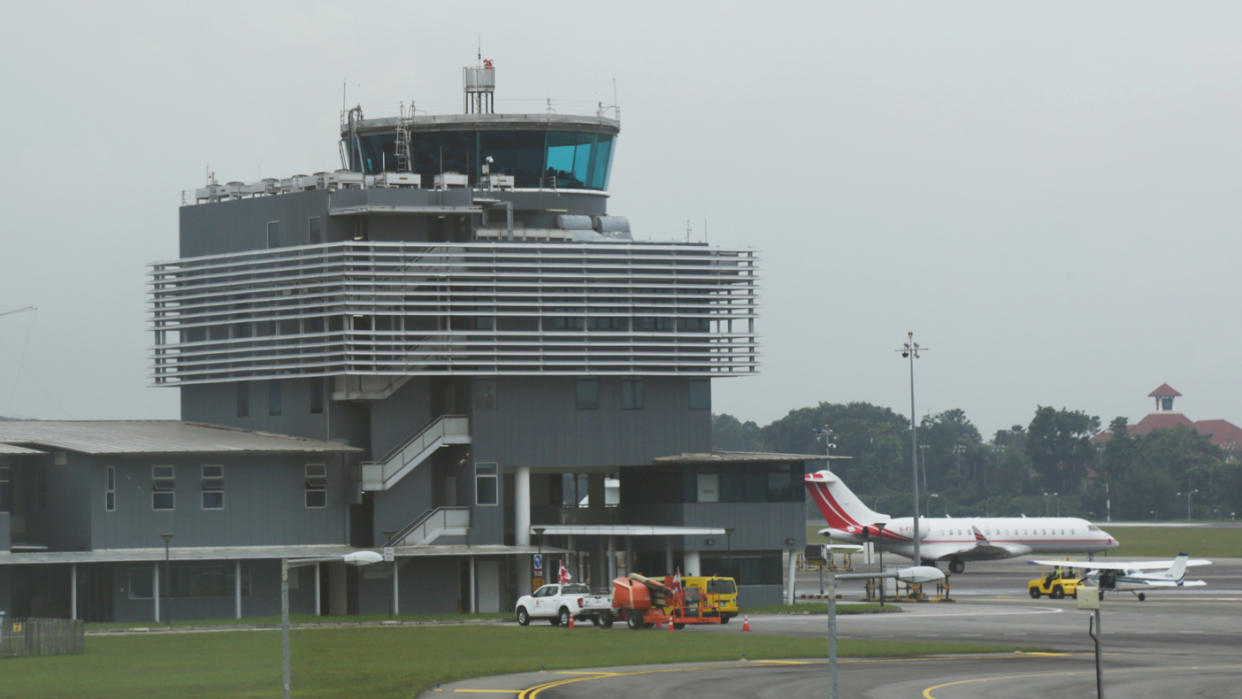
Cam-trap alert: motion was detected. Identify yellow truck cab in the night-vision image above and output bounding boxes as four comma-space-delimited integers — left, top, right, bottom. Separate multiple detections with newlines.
1028, 565, 1081, 599
681, 576, 739, 622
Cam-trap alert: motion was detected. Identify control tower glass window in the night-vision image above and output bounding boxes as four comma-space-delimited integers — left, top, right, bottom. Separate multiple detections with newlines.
356, 128, 614, 191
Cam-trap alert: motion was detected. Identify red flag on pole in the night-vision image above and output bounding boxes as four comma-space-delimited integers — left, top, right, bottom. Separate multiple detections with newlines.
558, 560, 572, 583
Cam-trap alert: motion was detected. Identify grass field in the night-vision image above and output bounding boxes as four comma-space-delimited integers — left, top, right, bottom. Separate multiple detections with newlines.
1097, 525, 1241, 558
806, 523, 1241, 558
4, 625, 1011, 697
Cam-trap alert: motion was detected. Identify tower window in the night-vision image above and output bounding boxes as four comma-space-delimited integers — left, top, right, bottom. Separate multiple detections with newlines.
267, 221, 280, 248
310, 378, 324, 414
308, 216, 322, 244
475, 462, 498, 505
621, 380, 644, 410
201, 465, 224, 510
269, 382, 282, 416
152, 465, 175, 511
689, 380, 710, 410
105, 466, 115, 512
305, 464, 327, 508
576, 379, 599, 410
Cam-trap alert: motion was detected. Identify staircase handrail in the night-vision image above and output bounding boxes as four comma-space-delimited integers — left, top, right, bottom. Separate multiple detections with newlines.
367, 414, 470, 470
386, 506, 471, 546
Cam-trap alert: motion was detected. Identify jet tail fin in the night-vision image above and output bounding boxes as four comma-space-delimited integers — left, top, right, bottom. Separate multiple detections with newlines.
804, 469, 889, 532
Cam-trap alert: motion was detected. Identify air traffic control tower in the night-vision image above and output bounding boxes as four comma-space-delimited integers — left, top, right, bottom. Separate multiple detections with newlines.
152, 61, 801, 610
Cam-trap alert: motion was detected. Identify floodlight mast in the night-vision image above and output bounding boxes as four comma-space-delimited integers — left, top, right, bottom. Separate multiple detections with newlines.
897, 332, 928, 566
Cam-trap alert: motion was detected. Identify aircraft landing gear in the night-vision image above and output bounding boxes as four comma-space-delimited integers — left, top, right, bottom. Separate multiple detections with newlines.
948, 559, 965, 574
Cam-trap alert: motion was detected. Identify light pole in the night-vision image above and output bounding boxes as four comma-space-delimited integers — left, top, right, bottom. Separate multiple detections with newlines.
926, 493, 940, 517
1052, 492, 1059, 517
282, 551, 382, 698
873, 522, 887, 607
160, 533, 174, 627
918, 444, 929, 493
1177, 490, 1198, 521
898, 332, 927, 566
984, 496, 992, 517
952, 444, 966, 484
1041, 492, 1050, 516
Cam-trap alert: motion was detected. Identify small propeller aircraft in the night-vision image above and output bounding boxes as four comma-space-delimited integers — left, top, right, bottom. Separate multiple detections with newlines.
1027, 553, 1211, 601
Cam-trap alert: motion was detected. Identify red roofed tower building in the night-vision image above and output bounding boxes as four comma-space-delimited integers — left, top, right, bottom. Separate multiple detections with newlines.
1092, 383, 1242, 454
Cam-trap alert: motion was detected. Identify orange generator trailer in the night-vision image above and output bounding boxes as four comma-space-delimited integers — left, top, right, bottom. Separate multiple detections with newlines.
611, 573, 727, 630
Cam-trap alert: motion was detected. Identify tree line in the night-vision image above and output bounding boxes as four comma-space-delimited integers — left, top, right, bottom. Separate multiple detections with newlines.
713, 402, 1242, 522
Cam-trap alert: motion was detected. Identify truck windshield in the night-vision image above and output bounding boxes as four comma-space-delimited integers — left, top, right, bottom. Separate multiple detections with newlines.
707, 579, 736, 594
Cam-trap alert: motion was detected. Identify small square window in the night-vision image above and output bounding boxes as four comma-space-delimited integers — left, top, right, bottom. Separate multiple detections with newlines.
269, 382, 282, 416
310, 378, 324, 415
575, 379, 599, 410
621, 380, 644, 410
475, 462, 498, 505
305, 463, 327, 508
689, 380, 710, 410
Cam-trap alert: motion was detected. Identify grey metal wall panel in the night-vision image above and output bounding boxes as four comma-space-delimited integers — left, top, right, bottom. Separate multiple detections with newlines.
368, 379, 432, 461
471, 377, 710, 469
0, 513, 9, 551
43, 454, 92, 551
89, 455, 349, 549
181, 381, 333, 443
371, 460, 434, 540
180, 190, 334, 256
680, 503, 805, 551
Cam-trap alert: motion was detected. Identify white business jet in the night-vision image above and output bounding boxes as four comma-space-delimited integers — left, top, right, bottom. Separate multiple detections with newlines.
805, 469, 1118, 573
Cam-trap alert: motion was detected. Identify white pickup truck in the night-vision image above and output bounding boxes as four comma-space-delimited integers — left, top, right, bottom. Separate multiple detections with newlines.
515, 583, 613, 627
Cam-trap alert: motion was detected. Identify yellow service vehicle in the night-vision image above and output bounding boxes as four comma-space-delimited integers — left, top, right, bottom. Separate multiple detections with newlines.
1028, 565, 1082, 599
681, 575, 739, 623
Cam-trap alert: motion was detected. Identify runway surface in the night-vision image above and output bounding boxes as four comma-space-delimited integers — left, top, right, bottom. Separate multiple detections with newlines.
423, 557, 1242, 698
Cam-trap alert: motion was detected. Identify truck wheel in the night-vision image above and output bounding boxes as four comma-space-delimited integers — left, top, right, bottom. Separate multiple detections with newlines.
1029, 587, 1040, 599
599, 611, 613, 629
559, 608, 572, 627
627, 613, 643, 630
516, 607, 530, 626
1051, 586, 1064, 600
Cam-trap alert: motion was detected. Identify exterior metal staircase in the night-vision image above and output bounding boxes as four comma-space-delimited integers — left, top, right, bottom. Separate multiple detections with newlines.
385, 506, 470, 546
360, 415, 470, 491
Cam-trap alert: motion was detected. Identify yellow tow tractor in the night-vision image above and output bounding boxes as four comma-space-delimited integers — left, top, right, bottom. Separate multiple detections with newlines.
1028, 564, 1082, 599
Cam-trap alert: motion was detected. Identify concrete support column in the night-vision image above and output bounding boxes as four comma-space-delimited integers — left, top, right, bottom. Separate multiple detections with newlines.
515, 466, 532, 595
70, 563, 77, 621
588, 473, 605, 511
665, 538, 674, 574
625, 536, 633, 576
314, 563, 321, 617
469, 557, 477, 613
329, 562, 348, 616
567, 535, 576, 580
684, 550, 701, 577
235, 561, 242, 619
391, 560, 400, 616
785, 549, 798, 605
607, 535, 616, 582
153, 563, 160, 622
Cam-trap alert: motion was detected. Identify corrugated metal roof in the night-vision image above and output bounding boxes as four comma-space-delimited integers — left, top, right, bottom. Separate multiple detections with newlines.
0, 443, 44, 455
531, 525, 728, 537
0, 544, 557, 565
653, 450, 843, 463
0, 420, 361, 455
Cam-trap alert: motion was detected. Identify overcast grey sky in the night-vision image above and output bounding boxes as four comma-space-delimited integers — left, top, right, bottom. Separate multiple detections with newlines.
2, 2, 1240, 438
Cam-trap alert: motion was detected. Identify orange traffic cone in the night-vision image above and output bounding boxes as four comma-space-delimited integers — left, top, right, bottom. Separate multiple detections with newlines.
569, 615, 576, 629
742, 615, 751, 632
668, 618, 675, 632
